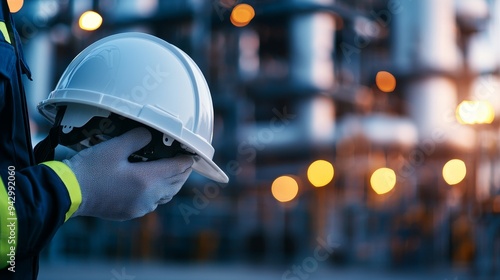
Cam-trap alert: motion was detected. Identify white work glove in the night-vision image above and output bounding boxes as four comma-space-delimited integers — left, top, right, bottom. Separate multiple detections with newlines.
63, 127, 193, 221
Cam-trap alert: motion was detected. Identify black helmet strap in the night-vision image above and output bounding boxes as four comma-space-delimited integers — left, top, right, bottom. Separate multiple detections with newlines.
34, 108, 194, 164
34, 106, 66, 164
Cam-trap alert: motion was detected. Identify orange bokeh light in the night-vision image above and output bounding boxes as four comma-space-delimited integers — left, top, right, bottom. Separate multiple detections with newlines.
7, 0, 23, 13
271, 175, 299, 203
230, 4, 255, 27
376, 71, 396, 93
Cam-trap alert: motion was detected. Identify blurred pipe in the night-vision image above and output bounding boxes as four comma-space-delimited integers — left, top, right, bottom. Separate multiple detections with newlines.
395, 0, 475, 150
190, 0, 211, 73
289, 10, 335, 90
23, 32, 54, 135
72, 0, 92, 18
464, 0, 494, 74
405, 77, 474, 150
238, 29, 260, 81
297, 95, 336, 145
240, 1, 337, 151
393, 0, 460, 74
289, 1, 336, 144
455, 0, 489, 34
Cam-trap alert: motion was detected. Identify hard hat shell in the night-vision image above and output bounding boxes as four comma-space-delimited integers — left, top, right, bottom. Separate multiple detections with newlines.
38, 32, 229, 183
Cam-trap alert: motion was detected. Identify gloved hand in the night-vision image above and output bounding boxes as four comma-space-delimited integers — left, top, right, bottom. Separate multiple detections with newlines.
63, 127, 193, 221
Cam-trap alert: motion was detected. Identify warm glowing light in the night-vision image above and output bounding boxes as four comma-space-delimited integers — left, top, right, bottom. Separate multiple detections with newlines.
370, 167, 396, 195
271, 175, 299, 202
375, 71, 396, 93
79, 11, 103, 31
307, 160, 334, 187
456, 101, 476, 124
7, 0, 23, 13
230, 4, 255, 27
456, 100, 495, 125
442, 159, 466, 185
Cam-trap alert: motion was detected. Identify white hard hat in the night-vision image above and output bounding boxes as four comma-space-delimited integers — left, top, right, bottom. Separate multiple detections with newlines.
37, 32, 229, 183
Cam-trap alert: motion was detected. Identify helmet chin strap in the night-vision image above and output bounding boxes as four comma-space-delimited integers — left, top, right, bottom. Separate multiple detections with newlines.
34, 106, 66, 164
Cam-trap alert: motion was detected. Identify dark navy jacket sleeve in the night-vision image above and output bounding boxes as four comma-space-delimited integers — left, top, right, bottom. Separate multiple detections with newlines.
0, 164, 80, 278
0, 1, 82, 279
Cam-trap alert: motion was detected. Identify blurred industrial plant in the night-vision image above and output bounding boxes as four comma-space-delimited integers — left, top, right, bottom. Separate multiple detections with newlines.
11, 0, 500, 278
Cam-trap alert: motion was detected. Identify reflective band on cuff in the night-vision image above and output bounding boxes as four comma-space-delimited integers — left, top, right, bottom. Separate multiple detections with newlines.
0, 177, 16, 269
41, 161, 82, 222
0, 21, 11, 44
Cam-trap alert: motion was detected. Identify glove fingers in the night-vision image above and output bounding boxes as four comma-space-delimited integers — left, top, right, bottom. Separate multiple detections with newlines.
101, 127, 153, 159
132, 155, 194, 178
121, 162, 192, 219
67, 132, 193, 221
156, 167, 192, 205
137, 156, 193, 206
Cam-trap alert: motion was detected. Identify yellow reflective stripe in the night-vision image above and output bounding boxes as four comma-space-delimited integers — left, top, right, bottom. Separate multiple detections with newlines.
41, 161, 82, 222
0, 176, 17, 269
0, 21, 11, 44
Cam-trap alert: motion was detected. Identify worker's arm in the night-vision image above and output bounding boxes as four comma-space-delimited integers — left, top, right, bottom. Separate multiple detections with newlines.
0, 163, 81, 269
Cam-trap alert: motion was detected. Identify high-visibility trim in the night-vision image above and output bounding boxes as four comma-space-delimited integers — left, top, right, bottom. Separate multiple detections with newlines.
41, 161, 81, 222
0, 21, 11, 44
0, 176, 17, 269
